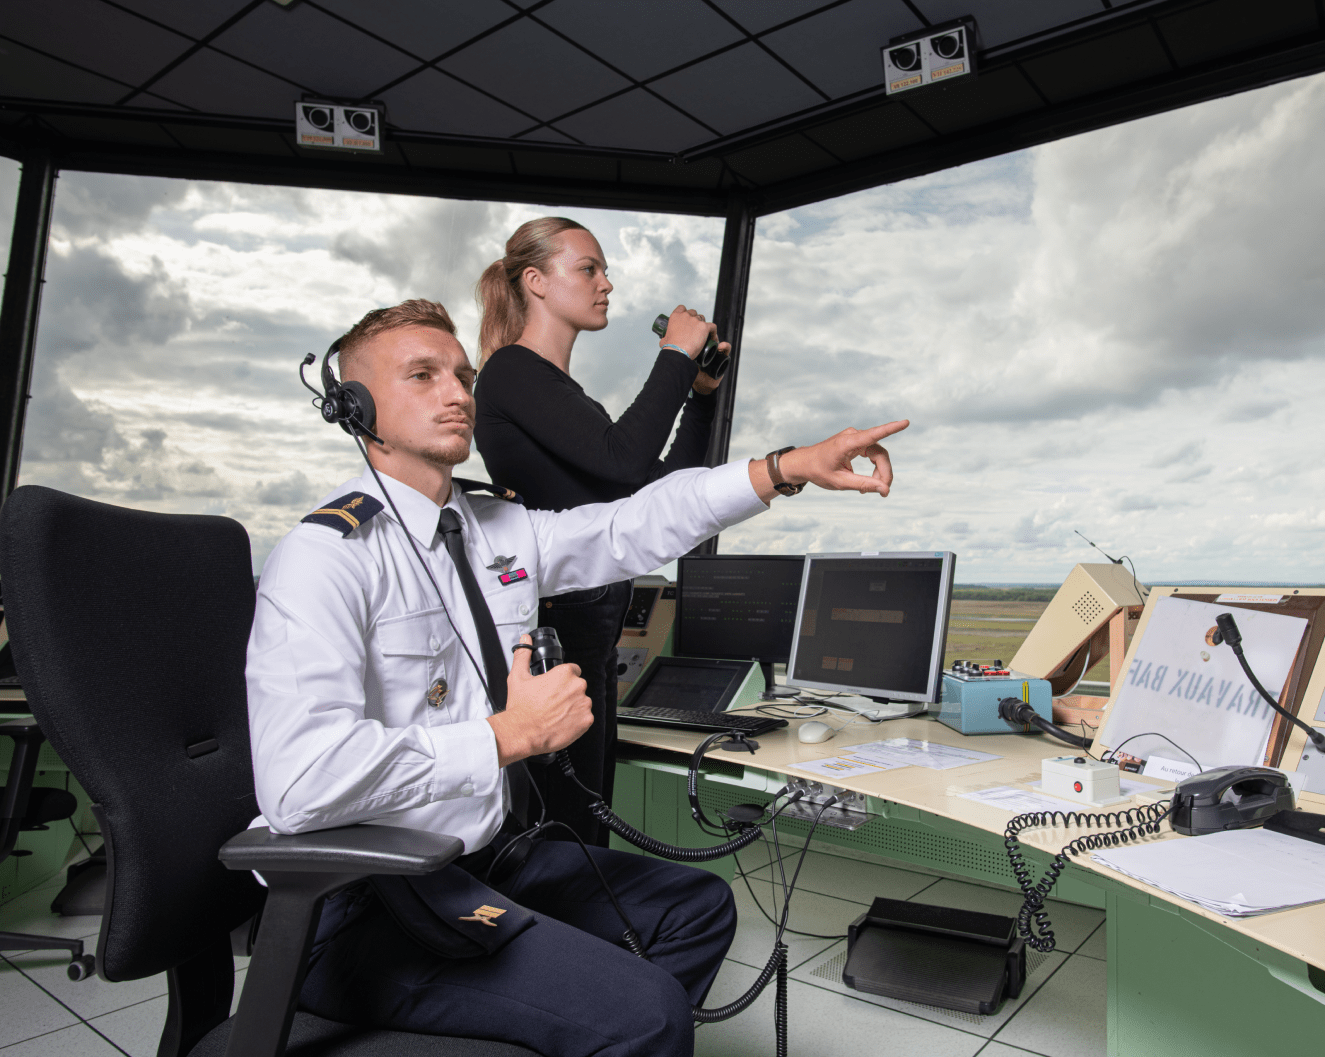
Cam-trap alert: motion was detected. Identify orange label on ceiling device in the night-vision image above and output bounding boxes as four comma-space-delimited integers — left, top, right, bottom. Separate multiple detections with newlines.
890, 74, 923, 91
931, 63, 966, 80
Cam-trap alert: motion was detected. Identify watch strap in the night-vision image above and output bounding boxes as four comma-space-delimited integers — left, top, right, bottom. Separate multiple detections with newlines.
766, 446, 804, 496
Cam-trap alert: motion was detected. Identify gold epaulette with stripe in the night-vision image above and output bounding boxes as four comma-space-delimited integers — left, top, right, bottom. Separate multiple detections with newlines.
301, 492, 384, 537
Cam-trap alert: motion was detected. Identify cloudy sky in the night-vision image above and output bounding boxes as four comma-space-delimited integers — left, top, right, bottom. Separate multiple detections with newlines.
3, 69, 1324, 582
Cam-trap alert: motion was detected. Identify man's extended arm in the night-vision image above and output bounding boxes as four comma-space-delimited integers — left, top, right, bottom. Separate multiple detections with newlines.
531, 421, 909, 597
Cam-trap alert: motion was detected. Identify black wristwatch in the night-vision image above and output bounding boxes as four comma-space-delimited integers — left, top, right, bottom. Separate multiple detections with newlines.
765, 446, 804, 496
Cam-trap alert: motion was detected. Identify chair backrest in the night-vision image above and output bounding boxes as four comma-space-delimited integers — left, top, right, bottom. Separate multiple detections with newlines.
0, 486, 265, 980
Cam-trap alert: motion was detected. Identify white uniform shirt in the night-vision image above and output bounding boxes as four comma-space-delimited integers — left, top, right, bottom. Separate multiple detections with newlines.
246, 459, 767, 853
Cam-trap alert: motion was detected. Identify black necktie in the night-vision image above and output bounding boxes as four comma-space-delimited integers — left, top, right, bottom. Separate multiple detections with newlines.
437, 507, 529, 824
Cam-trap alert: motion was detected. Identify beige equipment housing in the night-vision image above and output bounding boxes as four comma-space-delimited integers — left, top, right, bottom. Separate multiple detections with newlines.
614, 577, 676, 701
1010, 563, 1146, 699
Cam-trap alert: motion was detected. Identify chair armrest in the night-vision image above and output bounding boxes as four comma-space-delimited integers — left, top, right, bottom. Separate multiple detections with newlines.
219, 824, 464, 877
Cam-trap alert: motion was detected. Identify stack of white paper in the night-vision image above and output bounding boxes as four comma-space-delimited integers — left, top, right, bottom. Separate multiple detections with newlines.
1091, 828, 1325, 916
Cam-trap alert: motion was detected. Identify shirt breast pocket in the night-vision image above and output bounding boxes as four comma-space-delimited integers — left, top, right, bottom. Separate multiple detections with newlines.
375, 610, 447, 714
484, 583, 538, 659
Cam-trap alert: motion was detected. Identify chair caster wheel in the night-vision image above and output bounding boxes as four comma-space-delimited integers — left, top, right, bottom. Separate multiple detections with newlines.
67, 955, 95, 981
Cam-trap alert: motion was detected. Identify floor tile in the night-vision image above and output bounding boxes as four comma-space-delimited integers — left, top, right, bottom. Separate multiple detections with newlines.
0, 1023, 123, 1056
727, 880, 860, 971
0, 957, 80, 1048
911, 879, 1104, 953
0, 886, 101, 946
89, 996, 165, 1057
6, 948, 167, 1020
977, 1043, 1053, 1057
1076, 923, 1105, 961
737, 846, 938, 905
698, 958, 988, 1057
90, 965, 247, 1057
793, 940, 1066, 1039
993, 955, 1106, 1057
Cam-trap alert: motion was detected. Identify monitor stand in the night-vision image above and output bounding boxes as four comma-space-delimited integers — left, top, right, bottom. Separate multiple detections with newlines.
758, 661, 800, 701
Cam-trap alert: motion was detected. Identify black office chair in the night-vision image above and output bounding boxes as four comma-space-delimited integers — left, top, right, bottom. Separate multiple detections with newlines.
0, 714, 95, 978
0, 486, 534, 1056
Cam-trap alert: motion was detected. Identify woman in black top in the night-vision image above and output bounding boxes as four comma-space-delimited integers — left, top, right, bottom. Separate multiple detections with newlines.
474, 216, 727, 845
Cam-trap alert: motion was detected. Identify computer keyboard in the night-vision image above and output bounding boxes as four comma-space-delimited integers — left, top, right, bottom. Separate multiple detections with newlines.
617, 705, 787, 736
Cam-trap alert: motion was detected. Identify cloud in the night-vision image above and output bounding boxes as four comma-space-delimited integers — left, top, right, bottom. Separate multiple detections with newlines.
255, 471, 318, 507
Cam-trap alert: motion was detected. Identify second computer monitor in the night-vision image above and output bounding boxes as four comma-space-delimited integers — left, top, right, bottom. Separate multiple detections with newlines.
675, 555, 805, 665
787, 552, 956, 704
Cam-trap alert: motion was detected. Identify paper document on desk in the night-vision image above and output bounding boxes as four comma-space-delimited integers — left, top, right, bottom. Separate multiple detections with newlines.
792, 739, 1000, 779
847, 738, 1002, 770
960, 785, 1083, 814
1092, 828, 1325, 916
793, 754, 904, 779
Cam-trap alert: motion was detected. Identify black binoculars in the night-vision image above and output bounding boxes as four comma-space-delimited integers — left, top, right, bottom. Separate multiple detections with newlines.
651, 314, 730, 380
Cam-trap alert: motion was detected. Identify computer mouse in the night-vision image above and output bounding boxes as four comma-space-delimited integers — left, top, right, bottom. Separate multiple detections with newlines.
797, 721, 835, 744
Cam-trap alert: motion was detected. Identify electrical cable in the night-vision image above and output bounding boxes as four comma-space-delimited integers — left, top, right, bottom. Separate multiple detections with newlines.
1215, 612, 1325, 754
997, 698, 1092, 749
1004, 799, 1173, 952
1102, 732, 1201, 773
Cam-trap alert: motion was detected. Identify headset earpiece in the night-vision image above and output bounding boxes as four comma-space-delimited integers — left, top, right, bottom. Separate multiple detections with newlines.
318, 340, 381, 442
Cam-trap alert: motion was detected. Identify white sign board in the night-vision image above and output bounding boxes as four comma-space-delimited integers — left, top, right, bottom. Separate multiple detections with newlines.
295, 102, 382, 152
1101, 597, 1307, 769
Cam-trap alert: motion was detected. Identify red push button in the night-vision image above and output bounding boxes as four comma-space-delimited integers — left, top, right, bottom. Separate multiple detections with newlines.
1073, 781, 1083, 793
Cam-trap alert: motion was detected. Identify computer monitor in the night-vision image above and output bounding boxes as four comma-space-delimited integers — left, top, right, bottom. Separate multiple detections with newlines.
786, 552, 956, 704
675, 554, 805, 696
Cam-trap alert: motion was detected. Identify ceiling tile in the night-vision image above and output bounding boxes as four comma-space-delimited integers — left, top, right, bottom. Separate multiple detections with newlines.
537, 0, 743, 81
554, 89, 712, 152
314, 0, 513, 60
710, 1, 839, 36
903, 65, 1042, 135
4, 0, 191, 88
762, 0, 921, 99
1158, 0, 1318, 69
649, 41, 824, 136
379, 68, 531, 138
803, 102, 933, 161
150, 48, 303, 119
1021, 25, 1172, 105
0, 39, 128, 103
212, 3, 420, 99
111, 0, 255, 40
438, 19, 631, 122
723, 132, 837, 184
912, 0, 1106, 51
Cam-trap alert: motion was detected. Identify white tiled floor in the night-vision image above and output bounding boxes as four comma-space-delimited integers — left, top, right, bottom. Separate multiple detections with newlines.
2, 847, 1106, 1056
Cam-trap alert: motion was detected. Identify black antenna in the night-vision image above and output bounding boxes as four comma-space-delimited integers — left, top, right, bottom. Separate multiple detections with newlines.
1074, 529, 1121, 564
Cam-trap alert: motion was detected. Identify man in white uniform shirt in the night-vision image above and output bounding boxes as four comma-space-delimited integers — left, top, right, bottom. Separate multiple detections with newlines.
247, 299, 908, 1056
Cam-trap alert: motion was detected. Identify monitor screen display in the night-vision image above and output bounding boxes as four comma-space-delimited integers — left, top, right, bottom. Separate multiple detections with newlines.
676, 555, 805, 663
787, 552, 955, 703
631, 661, 745, 713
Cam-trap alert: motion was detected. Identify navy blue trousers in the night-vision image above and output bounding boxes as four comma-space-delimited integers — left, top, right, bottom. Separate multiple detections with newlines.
299, 840, 736, 1056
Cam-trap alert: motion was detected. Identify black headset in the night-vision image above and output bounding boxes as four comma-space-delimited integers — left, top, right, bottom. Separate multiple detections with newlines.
300, 340, 382, 443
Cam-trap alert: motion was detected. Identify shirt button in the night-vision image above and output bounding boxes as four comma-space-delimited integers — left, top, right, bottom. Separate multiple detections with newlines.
460, 783, 474, 797
518, 603, 530, 617
429, 637, 440, 651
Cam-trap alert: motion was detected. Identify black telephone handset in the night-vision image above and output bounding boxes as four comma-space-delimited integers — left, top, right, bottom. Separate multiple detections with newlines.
1170, 765, 1294, 836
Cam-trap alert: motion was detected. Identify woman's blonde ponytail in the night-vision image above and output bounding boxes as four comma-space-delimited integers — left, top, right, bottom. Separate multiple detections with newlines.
476, 217, 587, 364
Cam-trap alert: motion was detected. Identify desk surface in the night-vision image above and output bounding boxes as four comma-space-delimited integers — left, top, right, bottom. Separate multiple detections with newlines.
618, 708, 1325, 970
